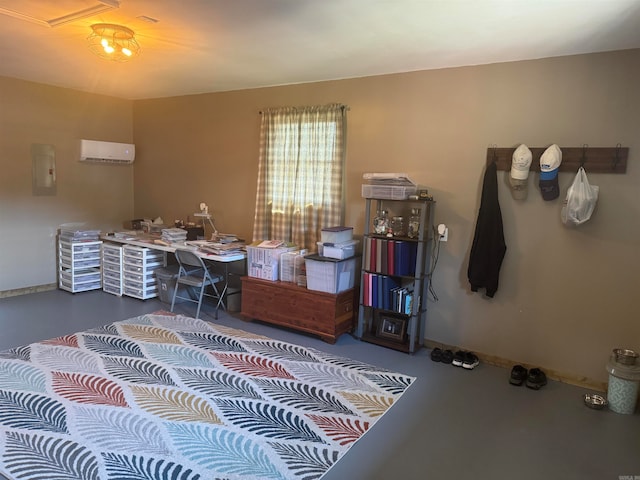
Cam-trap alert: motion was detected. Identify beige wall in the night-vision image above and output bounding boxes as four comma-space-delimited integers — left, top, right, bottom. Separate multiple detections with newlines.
133, 49, 639, 385
1, 50, 637, 384
0, 77, 134, 291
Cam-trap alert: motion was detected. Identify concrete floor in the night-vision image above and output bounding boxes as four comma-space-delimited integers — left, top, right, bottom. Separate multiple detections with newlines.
1, 289, 639, 479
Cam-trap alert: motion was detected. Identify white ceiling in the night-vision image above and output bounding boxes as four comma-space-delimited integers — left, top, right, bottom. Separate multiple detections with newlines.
1, 0, 639, 100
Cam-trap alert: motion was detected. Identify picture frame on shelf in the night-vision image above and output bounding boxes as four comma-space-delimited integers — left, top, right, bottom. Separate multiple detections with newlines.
375, 311, 407, 341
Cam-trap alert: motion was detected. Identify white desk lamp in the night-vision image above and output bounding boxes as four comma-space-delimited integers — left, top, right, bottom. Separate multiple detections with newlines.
194, 203, 218, 237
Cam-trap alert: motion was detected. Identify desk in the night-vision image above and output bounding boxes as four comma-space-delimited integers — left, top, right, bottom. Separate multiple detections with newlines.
100, 234, 246, 310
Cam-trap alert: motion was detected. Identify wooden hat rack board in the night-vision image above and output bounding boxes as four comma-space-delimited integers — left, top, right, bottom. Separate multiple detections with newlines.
486, 144, 628, 173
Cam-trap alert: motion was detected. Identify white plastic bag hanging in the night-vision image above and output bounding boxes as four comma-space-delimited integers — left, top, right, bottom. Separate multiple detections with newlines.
561, 167, 599, 227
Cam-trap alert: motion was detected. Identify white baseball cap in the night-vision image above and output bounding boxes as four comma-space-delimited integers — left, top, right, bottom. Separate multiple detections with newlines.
509, 144, 532, 200
510, 144, 532, 180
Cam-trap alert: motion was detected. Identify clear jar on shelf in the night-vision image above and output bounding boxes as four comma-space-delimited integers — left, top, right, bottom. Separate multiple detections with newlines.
407, 208, 421, 238
391, 216, 406, 237
373, 209, 390, 235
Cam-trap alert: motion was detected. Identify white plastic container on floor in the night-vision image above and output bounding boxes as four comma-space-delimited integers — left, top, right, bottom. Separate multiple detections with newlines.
606, 351, 640, 414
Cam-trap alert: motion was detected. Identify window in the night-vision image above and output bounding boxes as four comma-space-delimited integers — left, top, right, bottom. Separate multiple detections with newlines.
252, 104, 347, 251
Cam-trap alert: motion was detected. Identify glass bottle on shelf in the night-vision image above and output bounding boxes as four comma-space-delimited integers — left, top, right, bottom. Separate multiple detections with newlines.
373, 209, 390, 235
408, 208, 421, 239
391, 216, 406, 237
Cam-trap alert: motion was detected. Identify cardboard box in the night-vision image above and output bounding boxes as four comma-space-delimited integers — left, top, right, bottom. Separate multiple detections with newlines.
247, 242, 297, 281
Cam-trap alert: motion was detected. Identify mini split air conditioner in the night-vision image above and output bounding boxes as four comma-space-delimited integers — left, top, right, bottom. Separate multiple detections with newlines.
79, 139, 135, 164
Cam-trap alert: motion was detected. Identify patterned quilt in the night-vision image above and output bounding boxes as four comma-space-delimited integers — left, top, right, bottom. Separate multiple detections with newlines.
0, 313, 415, 480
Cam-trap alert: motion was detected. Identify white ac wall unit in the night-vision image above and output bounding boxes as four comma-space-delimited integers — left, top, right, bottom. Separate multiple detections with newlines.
79, 139, 135, 164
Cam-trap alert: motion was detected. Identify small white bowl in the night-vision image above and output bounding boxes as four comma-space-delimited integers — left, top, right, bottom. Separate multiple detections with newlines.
583, 393, 607, 410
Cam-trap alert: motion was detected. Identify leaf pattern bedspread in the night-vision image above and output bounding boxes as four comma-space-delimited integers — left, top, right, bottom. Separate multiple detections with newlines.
0, 313, 415, 480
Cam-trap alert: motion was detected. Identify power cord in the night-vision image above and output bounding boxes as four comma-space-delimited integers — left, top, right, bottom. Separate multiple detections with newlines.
425, 224, 441, 302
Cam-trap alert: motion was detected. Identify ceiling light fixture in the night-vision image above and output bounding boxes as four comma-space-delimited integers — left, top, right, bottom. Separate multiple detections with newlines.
87, 23, 140, 62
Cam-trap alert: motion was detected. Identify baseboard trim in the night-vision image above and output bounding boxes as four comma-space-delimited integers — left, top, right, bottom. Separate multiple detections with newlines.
0, 284, 57, 299
424, 339, 606, 392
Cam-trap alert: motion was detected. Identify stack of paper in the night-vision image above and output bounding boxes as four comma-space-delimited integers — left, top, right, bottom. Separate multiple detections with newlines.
186, 239, 246, 256
161, 228, 188, 243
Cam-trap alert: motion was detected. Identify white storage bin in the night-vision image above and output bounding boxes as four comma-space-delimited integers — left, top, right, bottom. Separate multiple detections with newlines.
361, 184, 417, 200
280, 251, 310, 283
320, 226, 353, 244
317, 240, 359, 260
305, 254, 357, 294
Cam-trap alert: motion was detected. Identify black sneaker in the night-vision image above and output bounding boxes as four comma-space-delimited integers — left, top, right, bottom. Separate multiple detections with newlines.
441, 349, 454, 364
452, 350, 465, 367
509, 365, 528, 386
462, 352, 479, 370
525, 368, 547, 390
430, 348, 442, 362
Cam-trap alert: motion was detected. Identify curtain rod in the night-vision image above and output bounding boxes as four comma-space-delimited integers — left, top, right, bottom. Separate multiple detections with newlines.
259, 104, 349, 114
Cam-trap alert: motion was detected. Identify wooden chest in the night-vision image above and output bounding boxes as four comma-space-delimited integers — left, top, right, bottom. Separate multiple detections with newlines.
240, 276, 355, 343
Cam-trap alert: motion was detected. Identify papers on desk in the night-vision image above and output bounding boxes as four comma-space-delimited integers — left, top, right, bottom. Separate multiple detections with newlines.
161, 228, 188, 243
186, 239, 245, 256
113, 231, 138, 240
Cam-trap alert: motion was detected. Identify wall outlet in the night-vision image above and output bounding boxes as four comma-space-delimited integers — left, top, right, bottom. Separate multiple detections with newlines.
437, 223, 448, 242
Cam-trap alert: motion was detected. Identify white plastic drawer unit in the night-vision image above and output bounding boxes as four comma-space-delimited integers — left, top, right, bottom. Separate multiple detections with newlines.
102, 268, 122, 281
60, 256, 101, 269
123, 245, 165, 260
59, 268, 102, 293
123, 272, 157, 286
59, 240, 102, 254
120, 246, 165, 300
102, 252, 122, 264
102, 276, 123, 296
123, 245, 166, 269
123, 256, 165, 268
123, 284, 158, 300
60, 269, 101, 283
102, 244, 123, 255
101, 243, 123, 296
58, 239, 103, 293
123, 262, 166, 275
102, 262, 121, 273
60, 277, 101, 293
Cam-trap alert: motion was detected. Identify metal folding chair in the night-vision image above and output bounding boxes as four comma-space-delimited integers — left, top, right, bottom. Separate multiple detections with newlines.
170, 248, 224, 319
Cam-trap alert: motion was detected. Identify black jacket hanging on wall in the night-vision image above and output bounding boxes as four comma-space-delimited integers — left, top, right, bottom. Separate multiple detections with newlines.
467, 161, 506, 298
